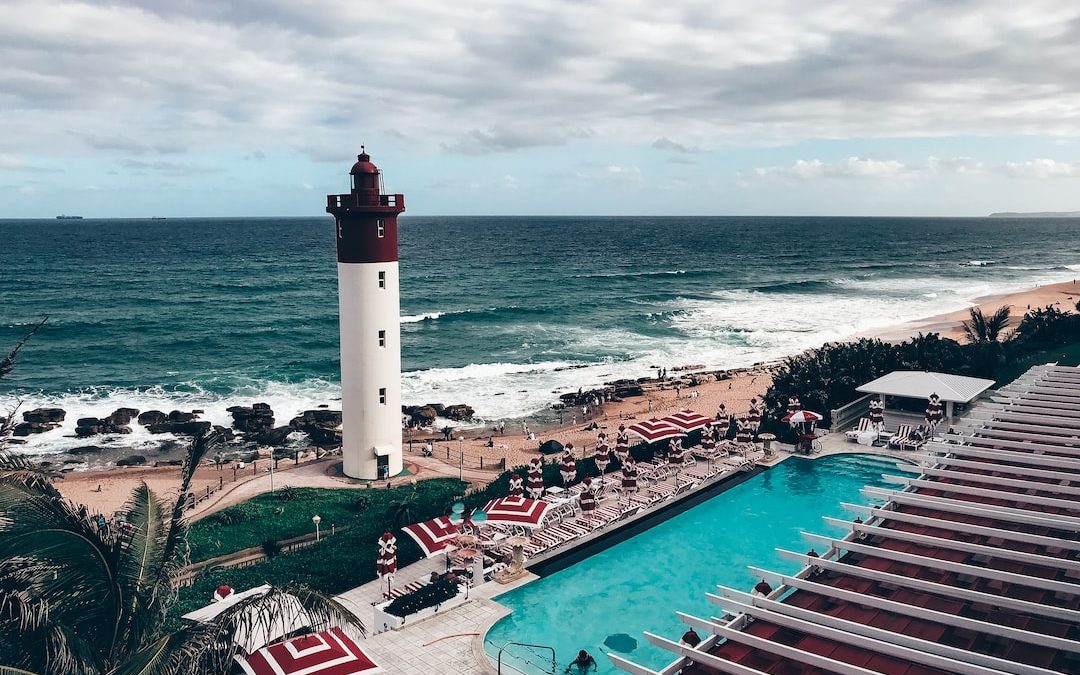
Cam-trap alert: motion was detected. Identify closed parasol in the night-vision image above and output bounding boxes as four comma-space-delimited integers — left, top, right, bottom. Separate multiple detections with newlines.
507, 472, 524, 497
621, 457, 639, 493
526, 457, 545, 499
578, 478, 598, 522
560, 447, 577, 485
614, 424, 630, 463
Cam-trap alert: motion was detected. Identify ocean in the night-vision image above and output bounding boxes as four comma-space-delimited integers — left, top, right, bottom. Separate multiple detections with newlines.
1, 216, 1078, 456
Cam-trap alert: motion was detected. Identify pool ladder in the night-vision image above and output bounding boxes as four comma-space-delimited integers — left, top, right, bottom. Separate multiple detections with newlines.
495, 641, 558, 674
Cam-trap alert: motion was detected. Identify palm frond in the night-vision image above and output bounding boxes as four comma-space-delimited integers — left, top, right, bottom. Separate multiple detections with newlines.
0, 317, 48, 381
113, 484, 169, 661
0, 665, 46, 675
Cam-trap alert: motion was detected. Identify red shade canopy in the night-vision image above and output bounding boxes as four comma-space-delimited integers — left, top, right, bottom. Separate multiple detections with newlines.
400, 516, 458, 558
662, 409, 712, 432
482, 495, 552, 528
237, 627, 382, 675
782, 410, 823, 424
627, 419, 684, 443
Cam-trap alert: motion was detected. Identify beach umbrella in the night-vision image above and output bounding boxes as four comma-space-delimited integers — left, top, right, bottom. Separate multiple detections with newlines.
213, 585, 234, 602
593, 441, 611, 480
481, 495, 552, 528
578, 478, 598, 524
526, 457, 545, 499
507, 472, 524, 497
400, 517, 458, 558
662, 408, 711, 433
667, 438, 685, 466
237, 626, 383, 675
621, 457, 639, 494
735, 419, 754, 444
924, 392, 944, 432
376, 531, 397, 596
714, 405, 730, 438
538, 439, 564, 455
787, 396, 801, 416
781, 410, 823, 425
700, 432, 716, 453
868, 397, 885, 432
627, 419, 683, 444
747, 398, 762, 431
613, 424, 630, 463
560, 447, 577, 485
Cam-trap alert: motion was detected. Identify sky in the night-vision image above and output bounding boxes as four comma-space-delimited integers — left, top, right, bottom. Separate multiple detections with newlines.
3, 0, 1080, 217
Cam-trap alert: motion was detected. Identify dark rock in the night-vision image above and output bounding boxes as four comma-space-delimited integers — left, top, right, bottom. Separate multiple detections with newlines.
425, 403, 446, 415
168, 410, 197, 423
212, 425, 236, 442
116, 455, 147, 467
22, 408, 66, 424
75, 424, 102, 437
66, 445, 105, 455
63, 459, 82, 465
253, 425, 293, 446
442, 404, 475, 421
39, 461, 52, 467
228, 404, 275, 432
158, 439, 186, 454
154, 460, 183, 467
77, 417, 99, 427
7, 438, 26, 445
107, 408, 139, 425
306, 426, 342, 446
138, 410, 168, 425
147, 420, 212, 435
289, 409, 342, 427
13, 422, 59, 436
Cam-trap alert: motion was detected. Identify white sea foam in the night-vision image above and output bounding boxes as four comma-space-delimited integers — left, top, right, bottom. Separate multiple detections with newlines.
400, 311, 446, 323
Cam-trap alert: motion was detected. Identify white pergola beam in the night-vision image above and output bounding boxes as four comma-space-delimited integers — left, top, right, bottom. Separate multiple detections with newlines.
843, 501, 1080, 552
944, 434, 1080, 458
916, 455, 1080, 483
910, 466, 1080, 497
801, 532, 1080, 595
882, 475, 1080, 511
643, 632, 794, 675
766, 553, 1080, 623
924, 444, 1080, 471
823, 515, 1080, 573
863, 485, 1080, 531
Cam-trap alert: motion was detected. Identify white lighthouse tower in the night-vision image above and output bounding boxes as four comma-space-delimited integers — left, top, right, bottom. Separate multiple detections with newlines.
326, 148, 405, 480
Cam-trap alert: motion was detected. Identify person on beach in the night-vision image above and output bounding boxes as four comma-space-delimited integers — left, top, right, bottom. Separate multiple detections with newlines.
499, 420, 505, 435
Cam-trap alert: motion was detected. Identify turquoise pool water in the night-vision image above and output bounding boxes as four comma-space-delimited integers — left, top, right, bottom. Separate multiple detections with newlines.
484, 454, 906, 674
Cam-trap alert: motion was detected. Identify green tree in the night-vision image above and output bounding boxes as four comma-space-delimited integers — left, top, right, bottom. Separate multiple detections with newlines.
961, 306, 1011, 344
0, 334, 363, 675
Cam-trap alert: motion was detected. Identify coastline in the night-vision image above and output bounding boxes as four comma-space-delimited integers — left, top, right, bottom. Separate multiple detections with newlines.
46, 278, 1080, 513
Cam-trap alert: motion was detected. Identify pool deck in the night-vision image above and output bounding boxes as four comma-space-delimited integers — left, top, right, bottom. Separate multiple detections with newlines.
343, 440, 912, 674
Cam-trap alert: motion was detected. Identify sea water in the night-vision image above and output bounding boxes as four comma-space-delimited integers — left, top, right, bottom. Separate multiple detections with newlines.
1, 216, 1078, 454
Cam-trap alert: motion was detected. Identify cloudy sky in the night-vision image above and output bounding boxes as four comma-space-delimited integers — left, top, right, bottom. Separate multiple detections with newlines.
3, 0, 1080, 217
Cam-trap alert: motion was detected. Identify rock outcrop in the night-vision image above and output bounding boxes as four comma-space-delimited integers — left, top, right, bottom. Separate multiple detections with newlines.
13, 408, 66, 436
138, 410, 168, 426
227, 403, 274, 433
116, 455, 147, 467
289, 409, 342, 448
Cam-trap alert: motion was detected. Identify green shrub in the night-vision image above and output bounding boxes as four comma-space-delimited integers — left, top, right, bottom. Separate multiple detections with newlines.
384, 578, 459, 618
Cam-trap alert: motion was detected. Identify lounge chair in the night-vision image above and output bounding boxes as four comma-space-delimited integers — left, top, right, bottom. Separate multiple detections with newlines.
845, 417, 871, 441
899, 426, 929, 451
888, 424, 912, 448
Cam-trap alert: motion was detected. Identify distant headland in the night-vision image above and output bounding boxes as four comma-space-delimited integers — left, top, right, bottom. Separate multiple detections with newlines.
988, 210, 1080, 218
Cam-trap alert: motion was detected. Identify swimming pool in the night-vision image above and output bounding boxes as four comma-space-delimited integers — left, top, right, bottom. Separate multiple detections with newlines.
483, 454, 906, 674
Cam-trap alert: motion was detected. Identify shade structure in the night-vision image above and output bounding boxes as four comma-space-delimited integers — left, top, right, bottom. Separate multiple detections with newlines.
621, 458, 638, 492
662, 408, 711, 433
747, 399, 762, 430
700, 433, 716, 452
782, 409, 823, 424
924, 392, 944, 429
593, 443, 611, 473
578, 478, 597, 514
507, 472, 524, 497
400, 516, 458, 558
526, 457, 545, 499
237, 627, 382, 675
735, 419, 754, 443
627, 418, 683, 443
868, 397, 885, 430
375, 532, 396, 579
482, 495, 552, 528
559, 449, 577, 485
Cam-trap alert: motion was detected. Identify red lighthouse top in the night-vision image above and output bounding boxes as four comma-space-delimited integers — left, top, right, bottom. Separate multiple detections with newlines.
327, 148, 405, 264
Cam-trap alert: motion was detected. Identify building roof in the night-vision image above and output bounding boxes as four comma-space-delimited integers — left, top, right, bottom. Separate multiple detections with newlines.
856, 370, 996, 404
613, 363, 1080, 675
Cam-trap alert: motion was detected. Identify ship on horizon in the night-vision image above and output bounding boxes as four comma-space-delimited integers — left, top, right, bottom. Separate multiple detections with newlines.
55, 214, 83, 220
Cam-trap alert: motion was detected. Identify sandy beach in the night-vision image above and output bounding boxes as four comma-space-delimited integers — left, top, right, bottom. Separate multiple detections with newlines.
49, 278, 1080, 516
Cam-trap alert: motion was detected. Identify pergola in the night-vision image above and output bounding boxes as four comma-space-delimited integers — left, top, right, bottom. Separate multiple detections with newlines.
855, 370, 995, 427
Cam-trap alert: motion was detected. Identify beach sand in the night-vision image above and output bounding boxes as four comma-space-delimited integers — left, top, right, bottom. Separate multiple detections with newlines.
50, 278, 1080, 515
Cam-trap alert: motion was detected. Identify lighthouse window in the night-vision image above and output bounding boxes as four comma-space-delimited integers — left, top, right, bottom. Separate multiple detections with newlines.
376, 219, 385, 238
378, 330, 386, 347
378, 271, 386, 288
378, 387, 387, 405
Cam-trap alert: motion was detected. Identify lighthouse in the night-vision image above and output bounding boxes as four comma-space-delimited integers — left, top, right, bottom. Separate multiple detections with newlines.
326, 148, 405, 480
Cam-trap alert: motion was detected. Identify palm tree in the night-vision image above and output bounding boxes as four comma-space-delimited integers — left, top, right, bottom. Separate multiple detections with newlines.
0, 335, 363, 675
960, 306, 1011, 344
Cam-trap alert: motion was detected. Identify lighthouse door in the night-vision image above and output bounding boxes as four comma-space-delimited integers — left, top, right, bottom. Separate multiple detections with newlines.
377, 453, 390, 479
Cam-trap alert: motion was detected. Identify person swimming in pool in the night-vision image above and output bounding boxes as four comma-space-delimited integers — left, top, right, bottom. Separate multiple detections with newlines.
566, 650, 597, 673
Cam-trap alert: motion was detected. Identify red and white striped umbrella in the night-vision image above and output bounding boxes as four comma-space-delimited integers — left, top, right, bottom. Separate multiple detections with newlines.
700, 433, 716, 451
482, 495, 552, 528
237, 627, 382, 675
526, 458, 545, 499
621, 458, 639, 492
735, 419, 754, 443
747, 399, 762, 430
668, 438, 685, 466
507, 472, 524, 497
400, 517, 458, 558
559, 448, 577, 485
578, 478, 598, 514
614, 425, 630, 462
781, 409, 823, 425
593, 443, 611, 474
924, 393, 944, 428
787, 396, 802, 416
662, 409, 711, 433
376, 531, 397, 580
627, 419, 683, 443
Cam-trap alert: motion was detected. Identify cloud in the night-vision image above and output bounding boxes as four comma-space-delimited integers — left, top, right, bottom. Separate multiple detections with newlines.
749, 156, 911, 181
575, 164, 644, 185
1000, 158, 1080, 178
117, 158, 225, 176
0, 154, 56, 172
653, 137, 697, 153
442, 126, 592, 155
744, 155, 1080, 182
71, 132, 185, 155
